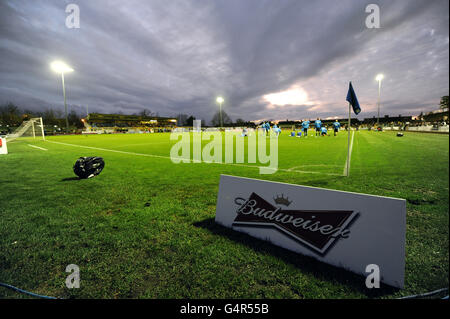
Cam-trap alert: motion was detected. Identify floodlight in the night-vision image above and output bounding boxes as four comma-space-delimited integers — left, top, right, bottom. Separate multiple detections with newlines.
51, 61, 74, 73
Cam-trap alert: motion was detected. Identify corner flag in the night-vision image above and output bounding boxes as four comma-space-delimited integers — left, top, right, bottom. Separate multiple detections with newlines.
344, 81, 360, 178
346, 82, 361, 115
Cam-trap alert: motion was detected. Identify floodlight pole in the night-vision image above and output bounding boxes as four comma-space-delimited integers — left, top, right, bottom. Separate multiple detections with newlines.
219, 101, 223, 128
61, 72, 69, 133
377, 78, 382, 127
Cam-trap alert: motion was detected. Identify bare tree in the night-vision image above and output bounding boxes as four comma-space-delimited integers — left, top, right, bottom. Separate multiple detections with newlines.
0, 102, 22, 126
176, 113, 189, 126
439, 96, 449, 110
186, 115, 196, 126
211, 110, 232, 126
139, 109, 155, 117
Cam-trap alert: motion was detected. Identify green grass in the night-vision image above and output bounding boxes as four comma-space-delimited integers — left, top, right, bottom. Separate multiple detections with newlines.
0, 130, 448, 298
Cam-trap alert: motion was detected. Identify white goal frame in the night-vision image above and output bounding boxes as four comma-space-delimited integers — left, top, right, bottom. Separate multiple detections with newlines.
6, 117, 45, 142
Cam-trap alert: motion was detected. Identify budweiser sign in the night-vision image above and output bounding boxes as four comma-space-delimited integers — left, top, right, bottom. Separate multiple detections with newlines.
233, 193, 359, 255
215, 175, 406, 288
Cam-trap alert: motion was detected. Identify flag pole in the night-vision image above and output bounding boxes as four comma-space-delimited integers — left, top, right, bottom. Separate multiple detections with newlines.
346, 102, 351, 177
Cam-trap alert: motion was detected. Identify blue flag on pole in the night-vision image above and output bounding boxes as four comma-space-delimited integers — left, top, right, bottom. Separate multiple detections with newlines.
346, 82, 361, 115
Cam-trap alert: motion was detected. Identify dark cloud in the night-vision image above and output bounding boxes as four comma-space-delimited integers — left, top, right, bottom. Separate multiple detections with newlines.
0, 0, 448, 123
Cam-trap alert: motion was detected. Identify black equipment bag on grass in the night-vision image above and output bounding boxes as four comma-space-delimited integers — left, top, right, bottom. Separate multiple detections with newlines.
73, 157, 105, 179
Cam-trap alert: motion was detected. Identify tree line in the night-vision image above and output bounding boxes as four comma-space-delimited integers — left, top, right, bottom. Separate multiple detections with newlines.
0, 102, 84, 128
0, 102, 257, 129
3, 96, 447, 130
176, 110, 252, 127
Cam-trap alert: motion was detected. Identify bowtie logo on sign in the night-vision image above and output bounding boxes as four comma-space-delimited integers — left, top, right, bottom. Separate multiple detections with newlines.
233, 193, 359, 256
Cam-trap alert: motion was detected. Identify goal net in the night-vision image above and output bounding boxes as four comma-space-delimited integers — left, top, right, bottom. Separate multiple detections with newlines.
6, 117, 45, 142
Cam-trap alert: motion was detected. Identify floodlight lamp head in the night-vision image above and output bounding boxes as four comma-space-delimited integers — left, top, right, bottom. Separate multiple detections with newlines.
51, 61, 74, 73
375, 74, 384, 81
216, 97, 224, 104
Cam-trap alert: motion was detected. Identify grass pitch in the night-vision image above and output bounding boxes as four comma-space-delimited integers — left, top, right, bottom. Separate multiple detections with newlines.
0, 130, 448, 298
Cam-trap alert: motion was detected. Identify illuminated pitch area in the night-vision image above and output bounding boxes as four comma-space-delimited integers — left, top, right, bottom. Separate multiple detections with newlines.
0, 131, 448, 298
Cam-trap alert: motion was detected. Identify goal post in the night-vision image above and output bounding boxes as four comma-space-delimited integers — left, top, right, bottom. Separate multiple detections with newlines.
6, 117, 45, 142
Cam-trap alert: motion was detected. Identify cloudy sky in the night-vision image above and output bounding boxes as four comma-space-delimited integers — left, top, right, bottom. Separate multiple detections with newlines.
0, 0, 448, 123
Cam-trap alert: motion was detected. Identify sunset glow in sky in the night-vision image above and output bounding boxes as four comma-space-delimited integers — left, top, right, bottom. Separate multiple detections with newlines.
263, 86, 312, 108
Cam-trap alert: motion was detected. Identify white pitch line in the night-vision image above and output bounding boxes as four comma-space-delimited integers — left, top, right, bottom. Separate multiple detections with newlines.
46, 140, 170, 159
288, 164, 343, 170
113, 141, 170, 148
343, 131, 355, 176
46, 140, 341, 176
27, 144, 48, 151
